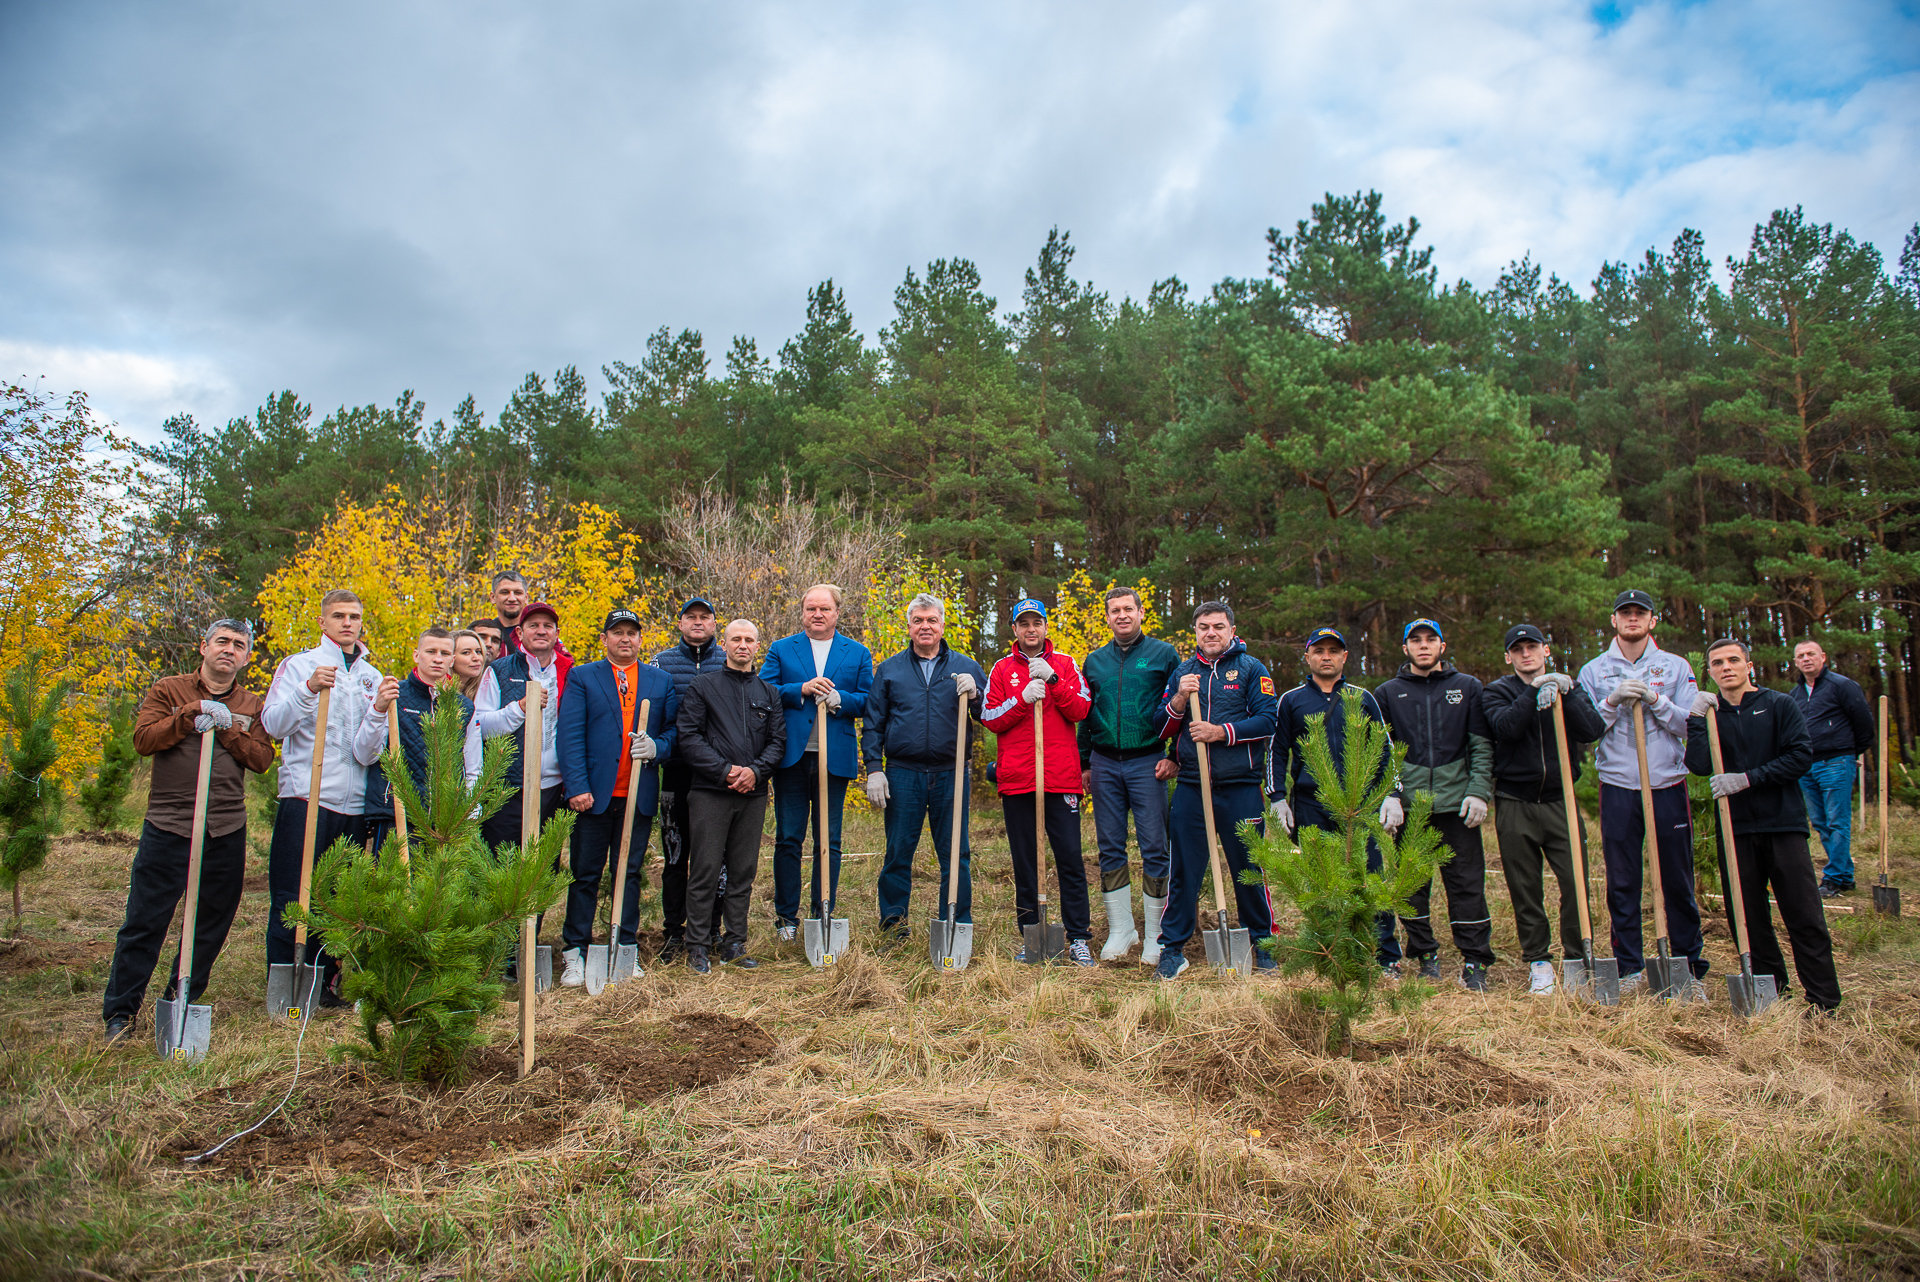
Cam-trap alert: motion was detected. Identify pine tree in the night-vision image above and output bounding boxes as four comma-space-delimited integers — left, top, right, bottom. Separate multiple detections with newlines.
1240, 687, 1444, 1054
76, 693, 137, 831
0, 654, 69, 929
290, 700, 571, 1082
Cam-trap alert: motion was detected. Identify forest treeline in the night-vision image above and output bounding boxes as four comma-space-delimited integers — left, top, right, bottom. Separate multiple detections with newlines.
135, 191, 1920, 742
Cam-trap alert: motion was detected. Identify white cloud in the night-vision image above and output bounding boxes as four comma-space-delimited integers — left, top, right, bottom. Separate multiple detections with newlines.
0, 341, 234, 442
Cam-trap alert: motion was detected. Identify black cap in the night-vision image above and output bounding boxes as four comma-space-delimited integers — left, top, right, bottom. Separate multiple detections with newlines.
679, 596, 716, 616
1612, 589, 1656, 614
602, 608, 641, 633
1504, 623, 1547, 650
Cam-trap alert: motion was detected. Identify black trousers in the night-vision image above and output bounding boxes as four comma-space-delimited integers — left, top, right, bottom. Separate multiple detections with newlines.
266, 799, 368, 984
685, 789, 767, 949
561, 804, 655, 954
1001, 792, 1092, 942
1719, 830, 1841, 1010
658, 785, 726, 939
1295, 796, 1400, 967
1402, 810, 1495, 965
103, 822, 247, 1026
480, 783, 566, 856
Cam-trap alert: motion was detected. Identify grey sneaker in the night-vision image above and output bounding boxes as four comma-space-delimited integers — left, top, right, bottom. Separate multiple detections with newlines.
1619, 970, 1648, 995
1067, 940, 1096, 967
774, 921, 797, 943
1460, 963, 1490, 993
1416, 953, 1442, 981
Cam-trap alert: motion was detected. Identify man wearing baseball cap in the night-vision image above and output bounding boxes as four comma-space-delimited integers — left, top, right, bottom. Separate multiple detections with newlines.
1374, 619, 1497, 990
475, 599, 573, 856
652, 596, 728, 962
983, 598, 1096, 965
1576, 589, 1707, 994
554, 608, 678, 985
1483, 623, 1608, 994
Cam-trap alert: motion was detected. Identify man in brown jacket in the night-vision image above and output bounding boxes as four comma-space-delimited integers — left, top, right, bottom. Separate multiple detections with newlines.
102, 619, 275, 1042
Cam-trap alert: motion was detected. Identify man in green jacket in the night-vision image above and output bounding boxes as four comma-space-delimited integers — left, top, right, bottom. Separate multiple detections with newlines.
1077, 587, 1181, 964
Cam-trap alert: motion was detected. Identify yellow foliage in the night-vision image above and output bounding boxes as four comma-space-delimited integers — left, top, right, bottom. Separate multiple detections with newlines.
1041, 569, 1166, 663
862, 556, 980, 661
257, 489, 668, 675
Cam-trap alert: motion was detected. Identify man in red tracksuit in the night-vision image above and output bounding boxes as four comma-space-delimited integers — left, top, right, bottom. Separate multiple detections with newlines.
983, 597, 1096, 966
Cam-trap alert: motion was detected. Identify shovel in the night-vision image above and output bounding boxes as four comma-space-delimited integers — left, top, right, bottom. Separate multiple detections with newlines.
1631, 704, 1694, 1000
589, 699, 649, 995
930, 695, 973, 971
1706, 705, 1779, 1017
803, 703, 849, 967
386, 701, 410, 866
1021, 685, 1065, 964
514, 682, 547, 1079
1194, 730, 1252, 978
1873, 696, 1901, 918
157, 728, 218, 1061
1552, 698, 1618, 1004
269, 688, 330, 1020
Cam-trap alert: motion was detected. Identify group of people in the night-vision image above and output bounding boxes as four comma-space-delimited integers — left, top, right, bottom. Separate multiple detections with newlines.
101, 574, 1871, 1041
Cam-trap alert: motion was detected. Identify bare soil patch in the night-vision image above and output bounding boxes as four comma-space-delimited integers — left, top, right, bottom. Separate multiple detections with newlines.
542, 1011, 778, 1103
0, 937, 112, 978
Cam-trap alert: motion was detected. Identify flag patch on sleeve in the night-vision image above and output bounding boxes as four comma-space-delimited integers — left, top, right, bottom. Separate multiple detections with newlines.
1260, 676, 1274, 695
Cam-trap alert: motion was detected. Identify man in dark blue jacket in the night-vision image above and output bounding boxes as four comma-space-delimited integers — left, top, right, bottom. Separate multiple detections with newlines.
652, 597, 726, 960
1788, 639, 1877, 896
555, 609, 678, 986
860, 594, 987, 942
1268, 627, 1408, 971
1151, 602, 1279, 981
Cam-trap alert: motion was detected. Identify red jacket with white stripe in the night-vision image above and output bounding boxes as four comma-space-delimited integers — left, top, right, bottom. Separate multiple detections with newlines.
983, 641, 1091, 795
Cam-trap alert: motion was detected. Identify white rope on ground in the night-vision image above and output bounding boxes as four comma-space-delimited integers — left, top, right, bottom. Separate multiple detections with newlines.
183, 959, 323, 1164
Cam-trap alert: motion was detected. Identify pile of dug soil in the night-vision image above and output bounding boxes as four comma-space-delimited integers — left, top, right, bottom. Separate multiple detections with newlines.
0, 937, 112, 978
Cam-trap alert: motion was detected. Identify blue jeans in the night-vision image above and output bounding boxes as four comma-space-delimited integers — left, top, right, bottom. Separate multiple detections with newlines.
1160, 781, 1272, 951
1800, 756, 1856, 885
876, 766, 971, 925
1089, 750, 1171, 895
772, 755, 848, 924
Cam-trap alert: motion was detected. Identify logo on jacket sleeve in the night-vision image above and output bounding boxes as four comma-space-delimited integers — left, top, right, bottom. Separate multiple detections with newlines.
1260, 676, 1274, 695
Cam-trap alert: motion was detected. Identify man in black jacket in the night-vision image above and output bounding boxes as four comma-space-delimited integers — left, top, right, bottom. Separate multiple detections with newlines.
652, 596, 726, 960
1374, 619, 1496, 989
1688, 639, 1838, 1010
1788, 638, 1877, 897
1482, 624, 1607, 995
675, 618, 786, 974
861, 594, 987, 943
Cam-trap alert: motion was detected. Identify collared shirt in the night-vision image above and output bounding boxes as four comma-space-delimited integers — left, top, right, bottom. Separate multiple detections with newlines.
612, 661, 639, 797
474, 651, 564, 787
134, 671, 274, 838
1576, 636, 1699, 790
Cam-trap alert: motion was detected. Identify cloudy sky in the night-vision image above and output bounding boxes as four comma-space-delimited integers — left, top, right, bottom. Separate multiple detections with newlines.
3, 0, 1915, 443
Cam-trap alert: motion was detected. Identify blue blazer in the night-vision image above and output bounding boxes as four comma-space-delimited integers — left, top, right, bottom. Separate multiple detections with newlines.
557, 659, 679, 816
759, 631, 873, 776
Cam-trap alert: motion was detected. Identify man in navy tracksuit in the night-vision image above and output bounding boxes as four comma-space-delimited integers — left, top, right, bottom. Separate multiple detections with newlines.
860, 593, 988, 941
652, 597, 727, 961
1267, 627, 1408, 971
1152, 602, 1279, 981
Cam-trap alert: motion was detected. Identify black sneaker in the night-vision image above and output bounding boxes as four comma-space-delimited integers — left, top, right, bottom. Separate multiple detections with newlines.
688, 944, 712, 975
877, 917, 911, 948
1416, 953, 1441, 981
720, 941, 757, 969
104, 1017, 132, 1045
318, 976, 352, 1010
1460, 963, 1490, 993
1819, 881, 1851, 898
657, 933, 686, 964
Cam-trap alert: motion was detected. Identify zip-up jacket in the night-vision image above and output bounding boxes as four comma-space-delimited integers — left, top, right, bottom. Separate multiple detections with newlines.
1577, 637, 1697, 790
136, 671, 273, 839
474, 649, 573, 790
676, 666, 786, 795
860, 642, 988, 773
654, 637, 723, 792
760, 630, 874, 775
261, 636, 383, 812
1078, 633, 1181, 767
1267, 677, 1398, 806
983, 641, 1091, 794
1155, 641, 1278, 789
1788, 663, 1875, 763
351, 671, 481, 817
557, 659, 679, 816
1685, 686, 1813, 834
1374, 663, 1493, 812
1481, 673, 1606, 804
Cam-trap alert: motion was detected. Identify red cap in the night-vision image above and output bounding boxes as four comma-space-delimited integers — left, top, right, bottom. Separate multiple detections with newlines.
521, 601, 559, 624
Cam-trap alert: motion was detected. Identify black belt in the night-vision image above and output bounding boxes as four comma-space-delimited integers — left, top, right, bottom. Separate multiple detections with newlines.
1091, 743, 1164, 762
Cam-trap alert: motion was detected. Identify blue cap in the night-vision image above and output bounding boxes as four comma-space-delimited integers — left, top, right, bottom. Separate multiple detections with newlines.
1012, 598, 1047, 621
1403, 618, 1444, 641
1305, 627, 1347, 650
679, 596, 716, 616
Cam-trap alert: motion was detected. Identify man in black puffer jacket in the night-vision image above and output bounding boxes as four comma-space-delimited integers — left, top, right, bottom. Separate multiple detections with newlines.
652, 597, 727, 960
1687, 638, 1837, 1010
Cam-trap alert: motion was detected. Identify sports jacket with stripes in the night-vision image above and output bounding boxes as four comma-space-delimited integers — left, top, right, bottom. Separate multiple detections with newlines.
1267, 676, 1399, 808
1155, 640, 1277, 789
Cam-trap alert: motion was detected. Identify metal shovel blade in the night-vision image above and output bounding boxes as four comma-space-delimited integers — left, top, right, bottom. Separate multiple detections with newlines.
612, 943, 639, 983
804, 916, 850, 968
1202, 926, 1252, 977
154, 999, 212, 1062
929, 916, 973, 971
265, 963, 294, 1018
1874, 884, 1902, 917
584, 944, 610, 996
1643, 954, 1684, 1000
534, 945, 553, 994
1584, 956, 1621, 1006
1727, 971, 1778, 1018
1021, 920, 1065, 964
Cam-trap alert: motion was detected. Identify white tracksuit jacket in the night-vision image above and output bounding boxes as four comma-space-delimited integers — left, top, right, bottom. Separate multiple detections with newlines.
1576, 637, 1699, 791
262, 636, 383, 813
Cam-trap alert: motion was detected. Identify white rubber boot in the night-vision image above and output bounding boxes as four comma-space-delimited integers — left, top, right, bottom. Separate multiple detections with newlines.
1139, 894, 1167, 966
1099, 887, 1139, 961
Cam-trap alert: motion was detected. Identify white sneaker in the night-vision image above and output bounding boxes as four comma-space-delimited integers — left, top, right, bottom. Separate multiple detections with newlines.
1099, 888, 1138, 961
1529, 960, 1555, 995
560, 948, 585, 987
1139, 894, 1167, 967
1619, 970, 1648, 995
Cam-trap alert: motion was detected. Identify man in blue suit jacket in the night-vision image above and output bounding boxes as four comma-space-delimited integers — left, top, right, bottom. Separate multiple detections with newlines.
760, 583, 873, 938
555, 608, 679, 985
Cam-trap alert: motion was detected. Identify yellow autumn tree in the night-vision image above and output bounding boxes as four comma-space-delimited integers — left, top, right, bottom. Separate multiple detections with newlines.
863, 556, 980, 661
1042, 569, 1167, 662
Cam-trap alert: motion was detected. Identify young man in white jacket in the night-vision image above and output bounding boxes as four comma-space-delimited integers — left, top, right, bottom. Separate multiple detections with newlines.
259, 589, 382, 1007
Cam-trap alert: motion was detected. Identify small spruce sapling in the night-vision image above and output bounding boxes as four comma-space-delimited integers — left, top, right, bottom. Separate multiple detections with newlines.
1239, 686, 1446, 1054
289, 699, 570, 1082
77, 694, 137, 831
0, 654, 70, 930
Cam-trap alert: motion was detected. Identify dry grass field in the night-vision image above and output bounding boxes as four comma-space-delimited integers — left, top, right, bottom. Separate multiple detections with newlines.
2, 786, 1917, 1281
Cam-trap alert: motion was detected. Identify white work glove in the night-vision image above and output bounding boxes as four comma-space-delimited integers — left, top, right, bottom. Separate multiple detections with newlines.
825, 688, 842, 713
1531, 673, 1573, 709
865, 771, 889, 808
1270, 799, 1294, 835
950, 672, 977, 699
1460, 796, 1489, 828
1607, 678, 1650, 707
1026, 654, 1052, 682
193, 700, 234, 732
1710, 772, 1750, 798
1021, 679, 1046, 705
1379, 796, 1405, 832
629, 731, 657, 762
1690, 691, 1717, 717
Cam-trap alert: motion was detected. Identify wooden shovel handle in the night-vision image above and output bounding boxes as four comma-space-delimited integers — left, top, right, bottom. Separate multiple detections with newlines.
294, 687, 330, 949
1630, 704, 1671, 945
1704, 704, 1757, 961
816, 700, 830, 915
386, 702, 409, 866
947, 696, 968, 906
1033, 691, 1049, 907
1550, 697, 1596, 950
1192, 679, 1230, 919
606, 698, 648, 947
175, 728, 217, 1008
1880, 696, 1891, 883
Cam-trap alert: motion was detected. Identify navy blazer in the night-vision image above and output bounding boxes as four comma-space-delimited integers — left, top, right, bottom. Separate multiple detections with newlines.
759, 630, 873, 776
557, 659, 679, 816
